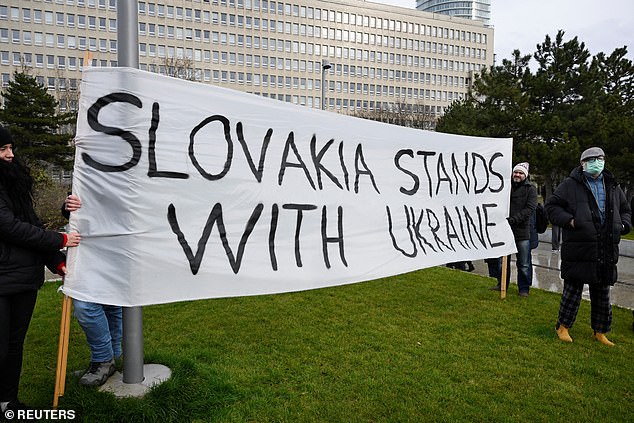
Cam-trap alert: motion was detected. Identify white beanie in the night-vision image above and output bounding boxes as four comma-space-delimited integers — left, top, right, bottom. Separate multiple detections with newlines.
513, 162, 529, 177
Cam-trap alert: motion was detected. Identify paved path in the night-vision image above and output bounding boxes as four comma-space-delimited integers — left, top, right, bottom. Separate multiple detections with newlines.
470, 232, 634, 310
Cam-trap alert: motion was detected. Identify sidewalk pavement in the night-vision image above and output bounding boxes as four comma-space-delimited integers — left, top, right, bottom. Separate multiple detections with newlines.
471, 228, 634, 310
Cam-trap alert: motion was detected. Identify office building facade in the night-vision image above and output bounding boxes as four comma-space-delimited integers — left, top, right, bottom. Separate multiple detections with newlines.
416, 0, 491, 27
1, 0, 493, 121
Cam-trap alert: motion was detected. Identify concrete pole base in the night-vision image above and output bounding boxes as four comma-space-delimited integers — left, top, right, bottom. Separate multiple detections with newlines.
99, 364, 171, 398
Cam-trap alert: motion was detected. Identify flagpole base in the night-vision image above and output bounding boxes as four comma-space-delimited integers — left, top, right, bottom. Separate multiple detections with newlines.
99, 364, 171, 398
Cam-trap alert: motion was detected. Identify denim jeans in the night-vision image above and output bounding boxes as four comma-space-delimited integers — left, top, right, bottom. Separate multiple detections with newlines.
73, 300, 122, 363
498, 239, 533, 293
515, 239, 533, 292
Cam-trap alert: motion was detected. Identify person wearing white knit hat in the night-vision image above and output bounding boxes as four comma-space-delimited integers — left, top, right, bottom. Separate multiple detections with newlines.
512, 162, 529, 177
489, 162, 537, 297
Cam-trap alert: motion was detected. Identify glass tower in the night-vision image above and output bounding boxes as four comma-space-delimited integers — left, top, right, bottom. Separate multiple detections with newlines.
416, 0, 492, 26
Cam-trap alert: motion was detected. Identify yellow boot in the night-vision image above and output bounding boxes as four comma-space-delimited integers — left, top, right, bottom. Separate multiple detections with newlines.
593, 331, 615, 347
556, 324, 573, 343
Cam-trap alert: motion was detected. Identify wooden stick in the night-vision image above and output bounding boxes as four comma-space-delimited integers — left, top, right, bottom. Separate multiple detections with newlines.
53, 294, 72, 408
53, 295, 67, 406
60, 295, 72, 392
500, 255, 509, 299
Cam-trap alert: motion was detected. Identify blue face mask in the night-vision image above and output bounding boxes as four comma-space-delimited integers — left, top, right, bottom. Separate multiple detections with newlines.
584, 159, 604, 176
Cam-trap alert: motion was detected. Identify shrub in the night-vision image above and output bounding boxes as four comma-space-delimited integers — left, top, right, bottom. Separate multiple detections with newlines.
31, 166, 70, 230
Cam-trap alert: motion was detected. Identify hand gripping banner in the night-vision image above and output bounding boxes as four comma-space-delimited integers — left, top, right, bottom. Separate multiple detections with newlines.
63, 68, 516, 306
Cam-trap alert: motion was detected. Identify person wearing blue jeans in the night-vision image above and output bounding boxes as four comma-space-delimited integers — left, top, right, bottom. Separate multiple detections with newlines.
64, 194, 123, 386
495, 239, 532, 293
489, 162, 537, 297
73, 300, 122, 373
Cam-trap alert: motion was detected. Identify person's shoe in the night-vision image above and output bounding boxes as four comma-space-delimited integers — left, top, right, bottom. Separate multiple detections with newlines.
79, 359, 116, 386
551, 249, 559, 252
489, 285, 501, 291
556, 324, 573, 343
4, 399, 30, 411
519, 291, 529, 298
593, 331, 615, 347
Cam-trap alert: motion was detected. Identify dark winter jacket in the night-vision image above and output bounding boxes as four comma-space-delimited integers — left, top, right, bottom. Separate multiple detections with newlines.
544, 167, 631, 285
0, 185, 66, 295
508, 179, 537, 241
529, 212, 539, 249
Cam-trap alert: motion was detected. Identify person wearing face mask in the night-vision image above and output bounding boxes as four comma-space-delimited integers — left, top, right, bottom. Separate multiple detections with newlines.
545, 147, 631, 346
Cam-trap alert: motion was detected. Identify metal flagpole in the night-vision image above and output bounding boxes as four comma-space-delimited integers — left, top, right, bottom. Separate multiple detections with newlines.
118, 0, 144, 385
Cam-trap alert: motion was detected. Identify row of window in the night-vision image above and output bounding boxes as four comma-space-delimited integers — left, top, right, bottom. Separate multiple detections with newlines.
252, 94, 446, 115
5, 21, 485, 66
0, 67, 462, 113
2, 4, 488, 44
0, 72, 78, 93
4, 16, 486, 62
24, 0, 117, 9
137, 65, 466, 103
141, 0, 488, 45
1, 30, 486, 75
2, 24, 487, 59
0, 45, 482, 83
3, 49, 471, 91
2, 8, 114, 29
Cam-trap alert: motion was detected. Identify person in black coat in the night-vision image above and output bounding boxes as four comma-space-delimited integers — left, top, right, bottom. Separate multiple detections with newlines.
0, 126, 81, 412
545, 147, 631, 346
489, 162, 537, 296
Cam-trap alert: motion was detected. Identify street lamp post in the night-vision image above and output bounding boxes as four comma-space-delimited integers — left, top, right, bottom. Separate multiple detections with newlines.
321, 59, 332, 110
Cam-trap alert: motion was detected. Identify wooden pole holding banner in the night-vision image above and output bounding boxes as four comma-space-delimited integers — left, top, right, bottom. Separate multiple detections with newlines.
53, 294, 72, 408
500, 255, 509, 299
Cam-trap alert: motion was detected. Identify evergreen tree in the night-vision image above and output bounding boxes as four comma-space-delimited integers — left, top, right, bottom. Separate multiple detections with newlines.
437, 31, 634, 195
436, 50, 532, 140
0, 71, 75, 169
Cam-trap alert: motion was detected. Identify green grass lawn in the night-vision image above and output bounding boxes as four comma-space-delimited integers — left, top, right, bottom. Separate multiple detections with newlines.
22, 267, 634, 422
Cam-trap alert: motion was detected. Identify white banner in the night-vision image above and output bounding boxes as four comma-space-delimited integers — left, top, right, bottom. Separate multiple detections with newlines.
62, 68, 516, 306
